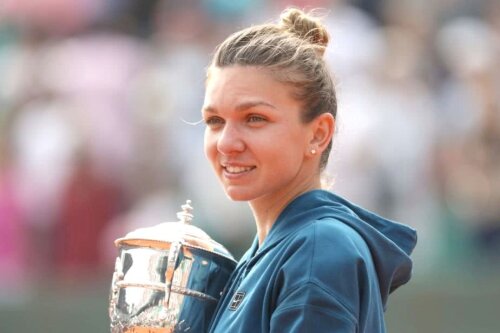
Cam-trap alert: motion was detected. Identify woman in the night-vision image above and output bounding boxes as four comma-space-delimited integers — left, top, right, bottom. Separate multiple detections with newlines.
202, 8, 417, 333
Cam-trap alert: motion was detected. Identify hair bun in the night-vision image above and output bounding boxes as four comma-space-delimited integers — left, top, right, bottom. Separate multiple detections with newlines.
279, 8, 329, 50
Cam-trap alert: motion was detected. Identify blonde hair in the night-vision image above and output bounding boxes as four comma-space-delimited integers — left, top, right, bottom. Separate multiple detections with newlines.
208, 8, 337, 171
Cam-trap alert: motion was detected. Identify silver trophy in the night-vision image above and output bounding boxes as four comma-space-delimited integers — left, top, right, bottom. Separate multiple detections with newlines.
109, 200, 237, 333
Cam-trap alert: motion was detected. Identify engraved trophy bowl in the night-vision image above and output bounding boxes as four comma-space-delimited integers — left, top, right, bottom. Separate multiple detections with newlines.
109, 200, 237, 333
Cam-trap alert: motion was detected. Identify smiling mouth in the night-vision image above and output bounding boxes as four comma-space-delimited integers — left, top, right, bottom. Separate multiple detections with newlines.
223, 165, 256, 174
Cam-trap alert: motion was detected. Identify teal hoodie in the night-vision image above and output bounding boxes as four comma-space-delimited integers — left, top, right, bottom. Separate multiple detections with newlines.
208, 190, 417, 332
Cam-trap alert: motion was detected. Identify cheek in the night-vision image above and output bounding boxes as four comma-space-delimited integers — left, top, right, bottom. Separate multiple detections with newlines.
204, 130, 217, 164
268, 131, 307, 168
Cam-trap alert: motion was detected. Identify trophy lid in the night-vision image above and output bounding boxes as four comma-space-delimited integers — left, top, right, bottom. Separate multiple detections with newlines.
115, 200, 234, 260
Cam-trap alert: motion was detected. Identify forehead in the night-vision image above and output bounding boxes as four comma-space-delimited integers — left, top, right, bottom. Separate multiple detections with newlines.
204, 66, 299, 111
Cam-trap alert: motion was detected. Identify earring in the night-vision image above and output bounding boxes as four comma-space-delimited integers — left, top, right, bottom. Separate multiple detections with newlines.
311, 149, 317, 155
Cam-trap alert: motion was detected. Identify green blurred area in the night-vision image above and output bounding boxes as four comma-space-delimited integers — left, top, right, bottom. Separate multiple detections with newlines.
1, 270, 499, 333
386, 271, 500, 333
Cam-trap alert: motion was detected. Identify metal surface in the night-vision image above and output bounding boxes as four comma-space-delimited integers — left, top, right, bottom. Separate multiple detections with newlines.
109, 201, 237, 333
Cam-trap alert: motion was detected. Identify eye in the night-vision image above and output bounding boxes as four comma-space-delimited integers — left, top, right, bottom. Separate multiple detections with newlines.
247, 114, 267, 123
204, 116, 225, 128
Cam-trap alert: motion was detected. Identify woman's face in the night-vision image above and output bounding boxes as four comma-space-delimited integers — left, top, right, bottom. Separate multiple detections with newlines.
202, 66, 316, 203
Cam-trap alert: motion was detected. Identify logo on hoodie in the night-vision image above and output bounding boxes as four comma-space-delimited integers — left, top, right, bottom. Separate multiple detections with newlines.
228, 291, 246, 311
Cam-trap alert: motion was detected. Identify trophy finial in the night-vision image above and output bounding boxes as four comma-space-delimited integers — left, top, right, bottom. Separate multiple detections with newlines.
176, 200, 194, 224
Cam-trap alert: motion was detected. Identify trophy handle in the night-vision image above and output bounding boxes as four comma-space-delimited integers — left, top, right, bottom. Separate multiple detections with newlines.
110, 257, 124, 324
164, 241, 182, 307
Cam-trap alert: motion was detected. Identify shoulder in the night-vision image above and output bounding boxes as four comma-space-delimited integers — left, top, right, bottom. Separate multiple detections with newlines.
277, 218, 374, 299
277, 217, 373, 280
274, 219, 373, 321
291, 218, 370, 263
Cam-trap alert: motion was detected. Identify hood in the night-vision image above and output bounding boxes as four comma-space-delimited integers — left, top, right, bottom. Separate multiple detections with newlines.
251, 189, 418, 307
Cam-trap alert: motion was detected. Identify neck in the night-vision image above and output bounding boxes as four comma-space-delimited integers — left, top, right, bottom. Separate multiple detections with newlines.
249, 175, 322, 246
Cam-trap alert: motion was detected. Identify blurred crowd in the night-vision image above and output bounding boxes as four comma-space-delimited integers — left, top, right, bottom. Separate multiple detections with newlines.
0, 0, 499, 305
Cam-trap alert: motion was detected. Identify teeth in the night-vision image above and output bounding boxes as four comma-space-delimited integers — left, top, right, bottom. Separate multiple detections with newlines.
225, 166, 253, 174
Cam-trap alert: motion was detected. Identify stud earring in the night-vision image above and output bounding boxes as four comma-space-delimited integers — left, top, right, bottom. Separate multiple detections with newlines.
311, 149, 317, 155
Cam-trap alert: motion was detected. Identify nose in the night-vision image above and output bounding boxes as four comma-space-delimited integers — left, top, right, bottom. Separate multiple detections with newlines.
216, 122, 245, 155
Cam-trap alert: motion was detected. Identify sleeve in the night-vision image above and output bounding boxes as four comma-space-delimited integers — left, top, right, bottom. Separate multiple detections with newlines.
270, 281, 358, 333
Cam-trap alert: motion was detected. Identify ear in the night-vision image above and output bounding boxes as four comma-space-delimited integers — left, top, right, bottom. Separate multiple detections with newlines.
308, 113, 335, 154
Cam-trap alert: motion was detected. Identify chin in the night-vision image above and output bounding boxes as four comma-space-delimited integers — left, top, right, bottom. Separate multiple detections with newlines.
225, 192, 250, 202
223, 187, 255, 202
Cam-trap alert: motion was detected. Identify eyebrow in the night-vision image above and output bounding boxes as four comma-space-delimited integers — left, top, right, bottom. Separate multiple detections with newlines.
202, 100, 276, 113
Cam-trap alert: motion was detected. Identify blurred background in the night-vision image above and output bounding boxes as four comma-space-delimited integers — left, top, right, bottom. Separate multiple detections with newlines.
0, 0, 499, 332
